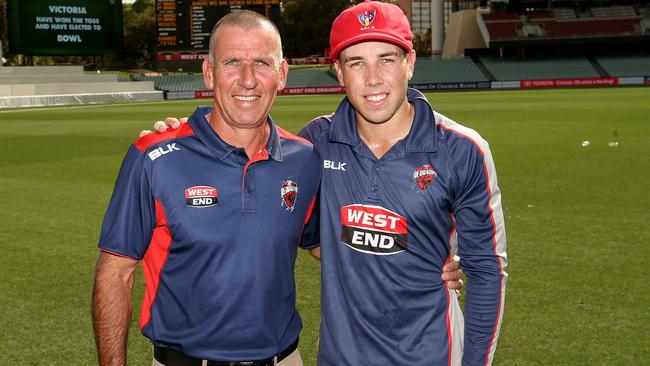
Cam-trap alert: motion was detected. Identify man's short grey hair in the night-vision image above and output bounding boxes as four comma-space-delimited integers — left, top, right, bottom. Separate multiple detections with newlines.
208, 10, 283, 65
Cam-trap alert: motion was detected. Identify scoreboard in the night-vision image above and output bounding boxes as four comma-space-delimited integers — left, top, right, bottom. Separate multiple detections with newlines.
156, 0, 281, 52
7, 0, 123, 55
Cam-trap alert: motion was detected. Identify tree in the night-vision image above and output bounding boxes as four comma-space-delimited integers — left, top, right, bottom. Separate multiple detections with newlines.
1, 0, 12, 64
413, 29, 432, 58
280, 0, 353, 57
122, 0, 156, 69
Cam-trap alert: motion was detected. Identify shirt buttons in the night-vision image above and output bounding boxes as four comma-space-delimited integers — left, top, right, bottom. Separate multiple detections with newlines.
371, 185, 378, 192
375, 166, 381, 171
247, 185, 254, 193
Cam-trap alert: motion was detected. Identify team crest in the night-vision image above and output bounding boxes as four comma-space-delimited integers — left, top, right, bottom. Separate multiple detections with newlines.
280, 180, 298, 211
357, 10, 375, 27
412, 165, 437, 191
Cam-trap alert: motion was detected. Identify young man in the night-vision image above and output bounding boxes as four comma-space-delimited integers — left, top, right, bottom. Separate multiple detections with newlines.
93, 11, 320, 366
298, 1, 508, 365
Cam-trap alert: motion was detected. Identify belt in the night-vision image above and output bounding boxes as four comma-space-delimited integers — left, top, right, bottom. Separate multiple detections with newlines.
153, 338, 299, 366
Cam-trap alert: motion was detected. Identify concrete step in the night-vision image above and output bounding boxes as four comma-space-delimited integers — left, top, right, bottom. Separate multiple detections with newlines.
0, 65, 84, 75
0, 81, 156, 97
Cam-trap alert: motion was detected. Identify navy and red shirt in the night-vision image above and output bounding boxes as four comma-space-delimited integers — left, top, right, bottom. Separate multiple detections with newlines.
98, 106, 321, 361
300, 89, 508, 366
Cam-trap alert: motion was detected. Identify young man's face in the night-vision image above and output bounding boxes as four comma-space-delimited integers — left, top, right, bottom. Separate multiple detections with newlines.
202, 24, 288, 130
335, 41, 415, 126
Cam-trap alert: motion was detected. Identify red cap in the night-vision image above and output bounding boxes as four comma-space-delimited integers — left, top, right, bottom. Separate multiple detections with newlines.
329, 0, 413, 61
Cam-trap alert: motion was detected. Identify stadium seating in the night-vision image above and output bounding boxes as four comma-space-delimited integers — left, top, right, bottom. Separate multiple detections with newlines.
285, 68, 339, 87
596, 55, 650, 77
0, 66, 157, 96
478, 12, 524, 41
538, 19, 638, 37
128, 55, 642, 91
130, 68, 340, 92
591, 6, 637, 19
132, 74, 206, 92
1, 73, 119, 84
552, 8, 577, 20
481, 12, 521, 21
484, 22, 522, 40
526, 12, 554, 21
480, 6, 644, 43
411, 58, 488, 83
0, 65, 162, 108
481, 56, 600, 80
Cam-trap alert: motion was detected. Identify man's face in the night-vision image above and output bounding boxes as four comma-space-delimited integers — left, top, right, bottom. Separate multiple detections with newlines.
335, 41, 415, 126
202, 24, 288, 130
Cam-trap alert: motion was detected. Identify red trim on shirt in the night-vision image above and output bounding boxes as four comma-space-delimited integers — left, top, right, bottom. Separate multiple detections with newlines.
304, 195, 317, 225
445, 213, 457, 366
447, 213, 457, 246
242, 147, 270, 192
445, 280, 453, 366
439, 125, 504, 365
134, 123, 195, 153
139, 198, 173, 329
99, 248, 139, 261
482, 161, 503, 366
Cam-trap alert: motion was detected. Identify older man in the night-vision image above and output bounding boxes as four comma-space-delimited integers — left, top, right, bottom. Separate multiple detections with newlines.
93, 11, 320, 366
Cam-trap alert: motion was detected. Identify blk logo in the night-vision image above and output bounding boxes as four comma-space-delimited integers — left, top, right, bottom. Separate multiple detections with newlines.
324, 160, 346, 171
148, 143, 180, 161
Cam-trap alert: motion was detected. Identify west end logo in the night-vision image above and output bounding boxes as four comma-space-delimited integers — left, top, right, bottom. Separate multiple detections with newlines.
185, 186, 218, 208
357, 10, 376, 27
413, 164, 437, 191
340, 204, 408, 255
281, 180, 298, 212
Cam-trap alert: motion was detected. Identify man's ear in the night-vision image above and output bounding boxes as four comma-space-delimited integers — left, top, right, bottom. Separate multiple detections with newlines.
407, 50, 416, 81
277, 58, 289, 91
202, 59, 214, 90
334, 60, 345, 87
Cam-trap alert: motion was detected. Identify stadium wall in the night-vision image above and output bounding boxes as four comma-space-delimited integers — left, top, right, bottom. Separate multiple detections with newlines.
443, 10, 487, 58
0, 92, 163, 109
0, 66, 163, 108
168, 76, 646, 100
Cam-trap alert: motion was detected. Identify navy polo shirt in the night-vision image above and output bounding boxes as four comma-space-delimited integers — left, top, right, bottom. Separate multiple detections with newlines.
98, 106, 321, 360
300, 89, 508, 366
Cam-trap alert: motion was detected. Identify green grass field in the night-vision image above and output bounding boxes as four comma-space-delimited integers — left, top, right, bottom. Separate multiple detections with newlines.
1, 87, 649, 365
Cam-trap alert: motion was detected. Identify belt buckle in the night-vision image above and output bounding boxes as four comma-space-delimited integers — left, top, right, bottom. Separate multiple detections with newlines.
236, 361, 267, 366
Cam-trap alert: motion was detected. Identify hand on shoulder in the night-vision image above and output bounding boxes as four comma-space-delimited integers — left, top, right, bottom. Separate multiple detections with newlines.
139, 117, 188, 137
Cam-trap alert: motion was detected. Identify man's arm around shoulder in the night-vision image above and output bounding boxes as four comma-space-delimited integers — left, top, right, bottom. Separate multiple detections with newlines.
92, 252, 139, 366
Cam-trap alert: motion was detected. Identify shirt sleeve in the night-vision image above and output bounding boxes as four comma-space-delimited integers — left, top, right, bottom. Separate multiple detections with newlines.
299, 189, 320, 249
298, 116, 330, 146
451, 136, 508, 366
98, 145, 156, 260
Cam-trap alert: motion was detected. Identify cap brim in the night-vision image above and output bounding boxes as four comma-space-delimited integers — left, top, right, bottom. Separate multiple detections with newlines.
331, 32, 412, 60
